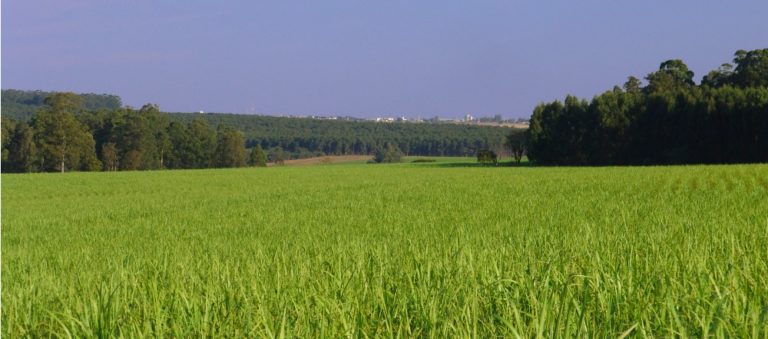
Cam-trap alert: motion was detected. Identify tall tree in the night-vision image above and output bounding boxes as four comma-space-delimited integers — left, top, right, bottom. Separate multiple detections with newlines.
101, 142, 119, 171
110, 108, 145, 170
106, 104, 169, 170
506, 131, 526, 164
527, 48, 768, 166
701, 63, 734, 88
138, 104, 170, 169
731, 48, 768, 87
8, 122, 38, 172
32, 93, 100, 172
249, 144, 267, 167
213, 127, 246, 168
166, 121, 192, 169
645, 59, 695, 93
623, 76, 643, 93
2, 117, 17, 165
187, 117, 216, 168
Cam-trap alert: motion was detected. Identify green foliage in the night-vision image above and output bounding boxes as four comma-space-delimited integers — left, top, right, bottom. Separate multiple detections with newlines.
476, 149, 498, 164
528, 48, 768, 165
2, 163, 767, 336
4, 94, 234, 173
186, 117, 217, 168
169, 113, 513, 158
4, 91, 516, 172
213, 127, 247, 168
7, 122, 38, 173
164, 121, 191, 169
249, 144, 267, 167
1, 89, 121, 121
268, 146, 288, 165
701, 63, 734, 88
2, 117, 17, 163
732, 49, 768, 87
101, 142, 119, 171
102, 104, 170, 170
372, 143, 402, 163
505, 132, 527, 164
31, 93, 100, 172
623, 76, 643, 93
645, 59, 695, 93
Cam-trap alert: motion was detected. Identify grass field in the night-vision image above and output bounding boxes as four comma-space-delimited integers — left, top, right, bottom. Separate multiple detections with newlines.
2, 161, 768, 337
276, 155, 478, 166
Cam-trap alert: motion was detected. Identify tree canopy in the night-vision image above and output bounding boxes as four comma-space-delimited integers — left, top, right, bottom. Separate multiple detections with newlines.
3, 90, 518, 172
32, 93, 100, 172
2, 89, 121, 121
169, 113, 514, 159
372, 143, 403, 163
527, 48, 768, 165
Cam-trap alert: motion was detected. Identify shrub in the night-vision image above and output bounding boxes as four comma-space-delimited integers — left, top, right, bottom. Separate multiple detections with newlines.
373, 143, 403, 163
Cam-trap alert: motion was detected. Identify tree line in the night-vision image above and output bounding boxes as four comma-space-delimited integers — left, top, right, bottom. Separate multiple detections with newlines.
526, 48, 768, 165
1, 93, 265, 173
169, 113, 514, 158
2, 92, 518, 173
2, 89, 122, 121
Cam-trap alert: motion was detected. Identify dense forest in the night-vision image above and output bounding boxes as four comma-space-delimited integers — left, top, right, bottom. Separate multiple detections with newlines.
1, 91, 515, 173
1, 94, 248, 172
169, 113, 512, 157
527, 48, 768, 165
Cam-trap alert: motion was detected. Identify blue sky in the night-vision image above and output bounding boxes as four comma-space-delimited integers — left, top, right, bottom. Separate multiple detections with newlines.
3, 1, 767, 118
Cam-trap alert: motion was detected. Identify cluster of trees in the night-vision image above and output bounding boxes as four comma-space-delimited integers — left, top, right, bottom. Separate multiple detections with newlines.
527, 48, 768, 165
2, 89, 121, 121
3, 90, 518, 170
2, 91, 519, 172
1, 93, 263, 173
170, 113, 513, 158
371, 143, 403, 163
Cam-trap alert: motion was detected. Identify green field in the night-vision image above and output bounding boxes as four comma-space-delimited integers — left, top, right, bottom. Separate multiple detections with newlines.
3, 161, 768, 337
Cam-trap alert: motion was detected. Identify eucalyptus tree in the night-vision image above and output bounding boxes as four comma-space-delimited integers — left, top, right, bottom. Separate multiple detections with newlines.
7, 122, 37, 172
214, 127, 246, 168
32, 92, 100, 172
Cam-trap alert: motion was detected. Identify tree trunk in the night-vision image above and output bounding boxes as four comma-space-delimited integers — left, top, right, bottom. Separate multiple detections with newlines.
60, 136, 67, 173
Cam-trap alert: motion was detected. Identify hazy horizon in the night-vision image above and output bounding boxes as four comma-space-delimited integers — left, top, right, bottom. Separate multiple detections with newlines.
3, 1, 768, 119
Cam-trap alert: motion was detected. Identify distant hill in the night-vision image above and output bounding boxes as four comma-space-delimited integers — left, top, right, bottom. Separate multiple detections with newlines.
168, 112, 516, 156
1, 89, 518, 158
1, 89, 122, 121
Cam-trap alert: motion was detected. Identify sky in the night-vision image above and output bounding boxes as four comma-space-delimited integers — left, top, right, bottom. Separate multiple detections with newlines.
2, 1, 768, 119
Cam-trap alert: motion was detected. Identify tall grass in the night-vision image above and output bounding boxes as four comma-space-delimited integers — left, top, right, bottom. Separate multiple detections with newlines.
3, 163, 767, 337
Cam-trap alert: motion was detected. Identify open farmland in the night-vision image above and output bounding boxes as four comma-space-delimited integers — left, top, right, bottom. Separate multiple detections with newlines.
2, 162, 768, 337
